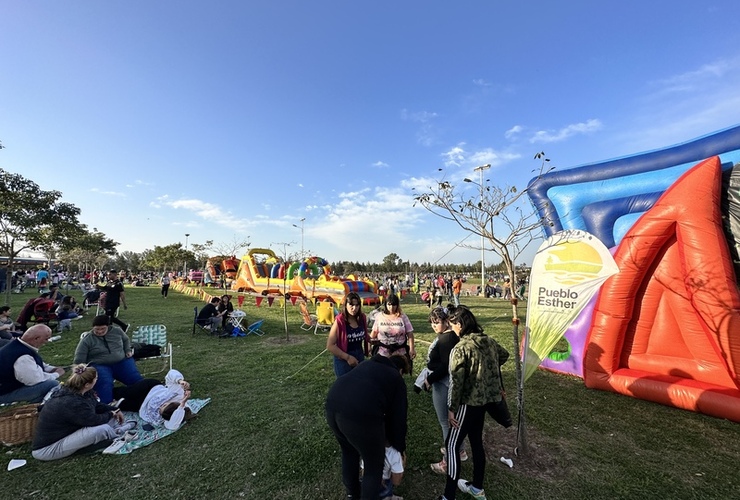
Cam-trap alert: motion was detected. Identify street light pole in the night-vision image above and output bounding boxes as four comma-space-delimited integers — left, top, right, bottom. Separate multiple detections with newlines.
473, 164, 491, 295
292, 217, 306, 258
184, 233, 190, 278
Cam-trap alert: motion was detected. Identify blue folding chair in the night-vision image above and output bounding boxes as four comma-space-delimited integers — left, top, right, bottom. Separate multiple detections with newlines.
246, 319, 265, 336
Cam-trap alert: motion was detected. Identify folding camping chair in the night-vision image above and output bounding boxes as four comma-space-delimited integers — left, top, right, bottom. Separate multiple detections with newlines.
192, 306, 217, 336
130, 324, 172, 374
82, 288, 101, 310
299, 302, 318, 331
314, 300, 335, 335
246, 319, 266, 336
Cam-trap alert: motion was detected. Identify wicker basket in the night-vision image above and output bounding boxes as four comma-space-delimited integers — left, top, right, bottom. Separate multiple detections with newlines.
0, 403, 39, 446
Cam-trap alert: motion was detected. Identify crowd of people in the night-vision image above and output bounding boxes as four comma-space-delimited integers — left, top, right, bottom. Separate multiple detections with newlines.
0, 268, 198, 461
3, 266, 510, 497
325, 294, 511, 500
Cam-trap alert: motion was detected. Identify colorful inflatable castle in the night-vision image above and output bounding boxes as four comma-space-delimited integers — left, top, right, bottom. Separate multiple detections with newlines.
526, 125, 740, 422
205, 256, 240, 286
230, 248, 379, 304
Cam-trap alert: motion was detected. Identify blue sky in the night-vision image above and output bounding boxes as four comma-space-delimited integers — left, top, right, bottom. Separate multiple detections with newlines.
2, 1, 740, 266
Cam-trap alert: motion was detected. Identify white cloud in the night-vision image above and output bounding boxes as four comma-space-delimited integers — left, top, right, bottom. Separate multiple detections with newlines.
529, 119, 603, 143
469, 149, 521, 167
442, 144, 467, 167
310, 185, 425, 259
298, 183, 304, 188
621, 57, 740, 151
164, 198, 251, 231
400, 176, 437, 192
652, 60, 735, 94
90, 187, 125, 197
372, 161, 390, 168
400, 109, 438, 123
401, 108, 439, 146
440, 143, 520, 170
505, 125, 524, 139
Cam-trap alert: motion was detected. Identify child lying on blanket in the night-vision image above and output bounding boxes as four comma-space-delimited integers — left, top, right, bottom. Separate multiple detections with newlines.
111, 369, 195, 430
140, 369, 193, 430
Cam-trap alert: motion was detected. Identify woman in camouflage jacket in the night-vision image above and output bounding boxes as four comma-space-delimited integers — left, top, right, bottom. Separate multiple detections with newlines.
438, 305, 509, 500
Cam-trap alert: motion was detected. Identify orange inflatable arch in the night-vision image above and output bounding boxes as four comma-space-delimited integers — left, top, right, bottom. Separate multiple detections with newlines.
584, 157, 740, 421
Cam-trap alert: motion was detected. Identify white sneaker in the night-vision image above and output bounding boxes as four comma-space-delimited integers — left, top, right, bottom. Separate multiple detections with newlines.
102, 438, 126, 454
457, 479, 486, 500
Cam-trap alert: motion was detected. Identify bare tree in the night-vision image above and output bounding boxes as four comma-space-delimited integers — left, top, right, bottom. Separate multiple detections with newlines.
212, 236, 250, 258
413, 153, 554, 454
272, 241, 293, 341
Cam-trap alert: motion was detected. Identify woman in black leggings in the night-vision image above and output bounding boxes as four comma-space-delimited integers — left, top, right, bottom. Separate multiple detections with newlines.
438, 305, 511, 500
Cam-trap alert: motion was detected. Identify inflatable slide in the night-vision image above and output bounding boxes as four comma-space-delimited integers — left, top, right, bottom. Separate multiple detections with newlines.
526, 124, 740, 422
231, 248, 379, 304
204, 256, 241, 285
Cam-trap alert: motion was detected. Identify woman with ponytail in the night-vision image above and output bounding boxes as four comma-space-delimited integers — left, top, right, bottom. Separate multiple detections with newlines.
437, 305, 510, 500
31, 364, 134, 461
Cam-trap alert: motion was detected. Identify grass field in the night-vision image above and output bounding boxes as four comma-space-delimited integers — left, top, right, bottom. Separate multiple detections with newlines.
2, 285, 740, 500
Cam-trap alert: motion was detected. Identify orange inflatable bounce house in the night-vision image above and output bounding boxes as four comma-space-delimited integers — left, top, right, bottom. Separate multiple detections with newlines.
584, 157, 740, 421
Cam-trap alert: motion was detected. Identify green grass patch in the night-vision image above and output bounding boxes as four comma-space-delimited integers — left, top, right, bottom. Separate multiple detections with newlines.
2, 287, 739, 499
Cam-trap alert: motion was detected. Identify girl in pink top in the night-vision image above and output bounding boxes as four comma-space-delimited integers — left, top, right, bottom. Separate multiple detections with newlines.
370, 294, 415, 360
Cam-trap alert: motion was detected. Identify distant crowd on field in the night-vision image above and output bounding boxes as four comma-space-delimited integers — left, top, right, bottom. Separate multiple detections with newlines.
5, 268, 167, 295
325, 292, 512, 500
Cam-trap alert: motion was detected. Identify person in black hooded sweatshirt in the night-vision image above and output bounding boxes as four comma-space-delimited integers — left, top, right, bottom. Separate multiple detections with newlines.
325, 354, 409, 500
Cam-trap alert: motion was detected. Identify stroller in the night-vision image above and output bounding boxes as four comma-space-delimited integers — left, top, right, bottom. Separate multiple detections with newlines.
16, 297, 58, 330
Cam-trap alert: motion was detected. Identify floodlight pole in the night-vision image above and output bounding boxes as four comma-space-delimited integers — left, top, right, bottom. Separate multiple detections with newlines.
184, 233, 190, 278
473, 164, 491, 295
292, 217, 306, 258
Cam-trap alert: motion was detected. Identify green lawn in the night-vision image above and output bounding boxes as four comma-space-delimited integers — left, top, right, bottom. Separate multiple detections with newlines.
2, 286, 739, 499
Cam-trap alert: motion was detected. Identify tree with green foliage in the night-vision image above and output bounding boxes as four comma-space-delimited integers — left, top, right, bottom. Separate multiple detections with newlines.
381, 252, 403, 272
59, 228, 118, 273
189, 240, 214, 265
0, 169, 84, 303
143, 243, 191, 274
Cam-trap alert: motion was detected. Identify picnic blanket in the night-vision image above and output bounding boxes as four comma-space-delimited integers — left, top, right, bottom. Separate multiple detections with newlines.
107, 398, 211, 455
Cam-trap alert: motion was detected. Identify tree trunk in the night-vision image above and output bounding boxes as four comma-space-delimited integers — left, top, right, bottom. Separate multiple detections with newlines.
3, 265, 11, 306
502, 250, 529, 455
511, 320, 529, 455
283, 277, 290, 341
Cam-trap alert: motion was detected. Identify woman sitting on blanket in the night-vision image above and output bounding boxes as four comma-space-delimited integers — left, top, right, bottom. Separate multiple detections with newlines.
31, 364, 135, 461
